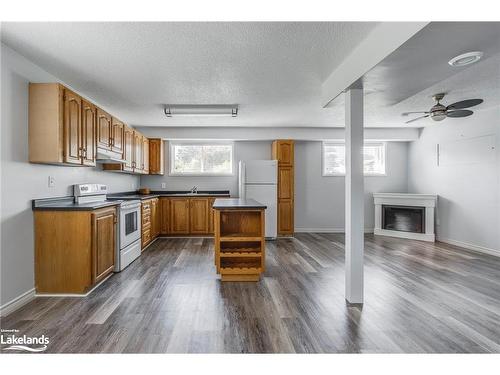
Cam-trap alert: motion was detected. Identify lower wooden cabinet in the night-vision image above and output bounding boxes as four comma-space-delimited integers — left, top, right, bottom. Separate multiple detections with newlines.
92, 207, 117, 284
158, 196, 225, 236
278, 199, 294, 234
151, 198, 160, 238
190, 198, 209, 234
170, 198, 190, 234
34, 206, 117, 294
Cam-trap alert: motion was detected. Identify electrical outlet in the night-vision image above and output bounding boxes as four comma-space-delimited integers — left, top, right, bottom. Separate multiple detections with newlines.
161, 183, 167, 189
48, 176, 56, 188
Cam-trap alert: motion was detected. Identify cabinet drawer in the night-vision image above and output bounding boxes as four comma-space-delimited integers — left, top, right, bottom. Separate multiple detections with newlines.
142, 228, 151, 247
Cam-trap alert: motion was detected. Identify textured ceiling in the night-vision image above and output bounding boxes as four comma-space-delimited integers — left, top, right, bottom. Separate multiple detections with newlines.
0, 22, 377, 127
1, 22, 499, 128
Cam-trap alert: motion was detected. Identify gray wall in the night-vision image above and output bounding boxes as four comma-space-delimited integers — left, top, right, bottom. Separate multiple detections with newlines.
0, 44, 140, 307
294, 141, 409, 231
407, 106, 500, 253
140, 141, 272, 195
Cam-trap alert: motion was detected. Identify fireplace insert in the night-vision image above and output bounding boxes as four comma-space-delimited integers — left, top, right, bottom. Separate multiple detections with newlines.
382, 205, 425, 233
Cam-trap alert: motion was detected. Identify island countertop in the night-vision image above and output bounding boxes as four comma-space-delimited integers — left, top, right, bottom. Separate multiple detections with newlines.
212, 198, 267, 210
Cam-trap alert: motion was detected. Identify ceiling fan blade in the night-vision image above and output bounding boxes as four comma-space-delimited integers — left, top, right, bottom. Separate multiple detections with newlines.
405, 115, 429, 124
446, 98, 483, 110
401, 111, 429, 116
447, 109, 473, 118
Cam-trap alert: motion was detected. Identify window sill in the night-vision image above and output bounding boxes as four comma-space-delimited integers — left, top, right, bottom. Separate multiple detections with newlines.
322, 173, 387, 177
168, 173, 235, 177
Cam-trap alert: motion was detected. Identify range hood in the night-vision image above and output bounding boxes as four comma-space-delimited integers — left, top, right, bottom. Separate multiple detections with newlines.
96, 149, 126, 164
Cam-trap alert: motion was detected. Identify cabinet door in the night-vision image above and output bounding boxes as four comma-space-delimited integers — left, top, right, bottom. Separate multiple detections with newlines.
97, 108, 112, 151
149, 139, 164, 175
278, 200, 294, 234
123, 126, 134, 172
160, 198, 170, 234
208, 198, 216, 234
133, 131, 143, 173
170, 198, 190, 234
81, 99, 96, 166
273, 140, 294, 166
92, 208, 116, 284
190, 198, 209, 234
142, 136, 149, 174
111, 117, 124, 155
278, 166, 294, 199
151, 198, 159, 238
63, 89, 82, 165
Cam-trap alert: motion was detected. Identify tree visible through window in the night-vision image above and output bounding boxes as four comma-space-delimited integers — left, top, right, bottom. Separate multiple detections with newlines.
322, 142, 386, 176
170, 143, 233, 175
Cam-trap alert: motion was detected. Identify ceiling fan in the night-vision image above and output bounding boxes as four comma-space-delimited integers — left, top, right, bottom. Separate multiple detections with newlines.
402, 93, 483, 124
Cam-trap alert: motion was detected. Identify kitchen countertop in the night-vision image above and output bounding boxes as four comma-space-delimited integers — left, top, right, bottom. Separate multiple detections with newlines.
32, 197, 122, 211
107, 190, 231, 200
212, 198, 267, 210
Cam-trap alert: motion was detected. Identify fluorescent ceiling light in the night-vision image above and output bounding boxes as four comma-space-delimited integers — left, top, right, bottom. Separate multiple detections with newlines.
448, 51, 483, 67
164, 104, 238, 117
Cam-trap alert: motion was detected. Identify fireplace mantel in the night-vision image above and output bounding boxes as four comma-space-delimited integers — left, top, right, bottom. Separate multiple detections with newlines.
373, 193, 438, 242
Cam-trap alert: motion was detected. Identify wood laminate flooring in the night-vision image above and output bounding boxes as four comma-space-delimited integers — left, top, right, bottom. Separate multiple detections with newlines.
1, 234, 499, 353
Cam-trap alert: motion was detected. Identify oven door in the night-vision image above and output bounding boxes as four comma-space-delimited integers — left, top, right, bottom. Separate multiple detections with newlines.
120, 202, 142, 249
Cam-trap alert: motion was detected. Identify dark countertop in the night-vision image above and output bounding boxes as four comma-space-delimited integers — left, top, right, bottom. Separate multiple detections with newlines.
107, 190, 231, 200
212, 198, 267, 210
32, 197, 122, 211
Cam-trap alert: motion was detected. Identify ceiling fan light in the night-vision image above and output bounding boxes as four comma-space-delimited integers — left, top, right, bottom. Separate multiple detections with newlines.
448, 51, 483, 67
431, 112, 447, 121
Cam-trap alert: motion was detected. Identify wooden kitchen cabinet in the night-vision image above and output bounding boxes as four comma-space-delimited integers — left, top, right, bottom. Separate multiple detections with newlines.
142, 136, 150, 174
160, 198, 170, 234
190, 198, 209, 234
170, 198, 190, 234
134, 131, 143, 173
208, 197, 216, 234
149, 138, 165, 175
141, 199, 152, 249
34, 206, 117, 294
272, 139, 294, 166
272, 140, 295, 235
29, 83, 96, 166
92, 207, 116, 284
81, 99, 97, 166
123, 125, 135, 172
111, 117, 125, 155
97, 108, 112, 151
151, 198, 160, 239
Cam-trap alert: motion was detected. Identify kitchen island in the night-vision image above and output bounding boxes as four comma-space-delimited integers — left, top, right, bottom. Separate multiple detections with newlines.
213, 198, 267, 282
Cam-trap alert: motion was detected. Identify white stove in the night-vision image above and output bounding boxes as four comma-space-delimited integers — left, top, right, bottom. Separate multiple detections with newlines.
73, 183, 142, 272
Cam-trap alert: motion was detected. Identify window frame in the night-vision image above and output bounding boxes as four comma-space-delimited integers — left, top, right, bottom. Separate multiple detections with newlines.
168, 141, 234, 177
322, 141, 387, 177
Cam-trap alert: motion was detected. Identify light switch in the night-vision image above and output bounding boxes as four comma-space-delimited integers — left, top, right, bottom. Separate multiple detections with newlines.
48, 176, 56, 188
161, 183, 167, 189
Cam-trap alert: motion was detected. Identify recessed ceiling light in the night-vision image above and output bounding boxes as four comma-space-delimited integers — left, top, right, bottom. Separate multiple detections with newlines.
448, 51, 483, 67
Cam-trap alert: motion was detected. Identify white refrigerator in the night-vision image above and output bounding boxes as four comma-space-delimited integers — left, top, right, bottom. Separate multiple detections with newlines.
238, 160, 277, 239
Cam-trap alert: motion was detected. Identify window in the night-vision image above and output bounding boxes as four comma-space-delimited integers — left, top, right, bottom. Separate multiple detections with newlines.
322, 142, 386, 176
169, 142, 233, 176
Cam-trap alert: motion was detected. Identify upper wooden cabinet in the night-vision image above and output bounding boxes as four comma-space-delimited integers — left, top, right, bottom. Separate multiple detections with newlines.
272, 140, 294, 166
123, 125, 134, 172
29, 83, 96, 167
142, 136, 150, 174
97, 108, 112, 151
81, 99, 97, 166
111, 117, 125, 155
149, 138, 165, 175
133, 131, 143, 173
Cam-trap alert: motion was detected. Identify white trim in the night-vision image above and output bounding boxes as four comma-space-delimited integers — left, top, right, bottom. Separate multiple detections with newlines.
294, 228, 374, 234
438, 237, 500, 258
168, 141, 234, 176
0, 288, 36, 317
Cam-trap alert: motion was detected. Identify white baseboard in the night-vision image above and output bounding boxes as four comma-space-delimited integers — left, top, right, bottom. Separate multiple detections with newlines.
438, 237, 500, 258
294, 228, 374, 234
374, 228, 435, 242
0, 288, 36, 317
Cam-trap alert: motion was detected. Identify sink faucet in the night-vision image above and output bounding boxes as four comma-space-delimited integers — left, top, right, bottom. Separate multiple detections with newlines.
190, 186, 198, 194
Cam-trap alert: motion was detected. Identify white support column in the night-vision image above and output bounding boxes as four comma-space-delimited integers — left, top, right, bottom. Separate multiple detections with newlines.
345, 88, 364, 304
